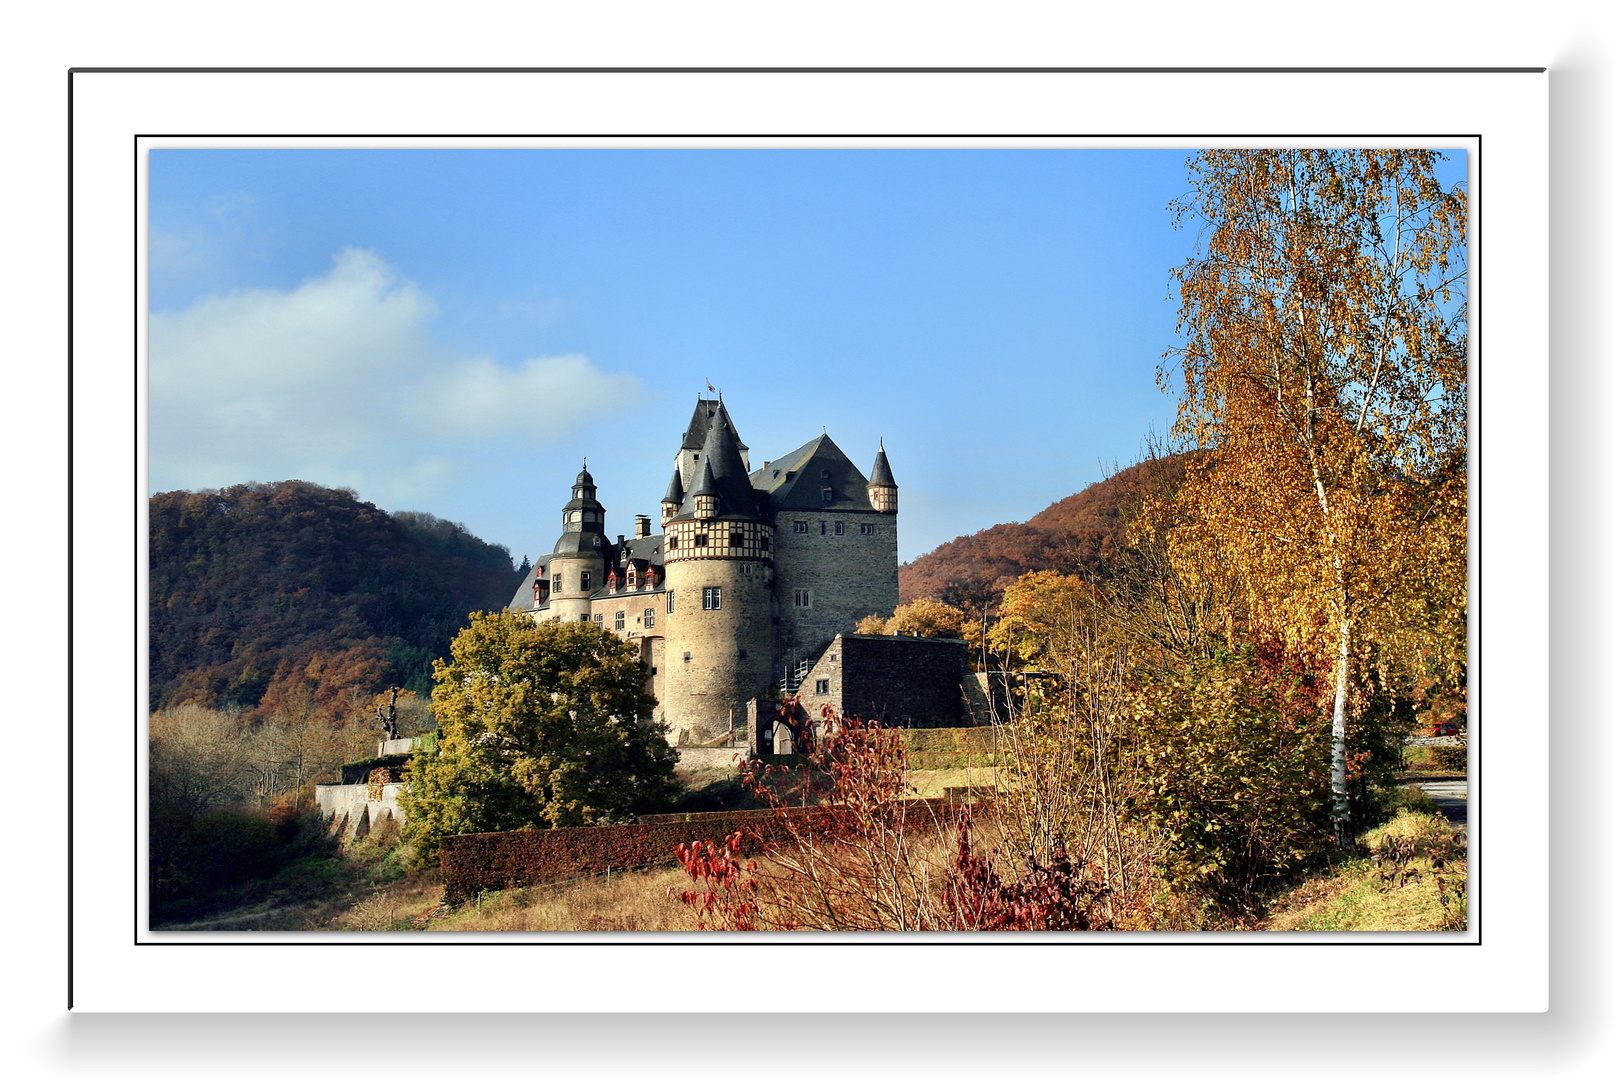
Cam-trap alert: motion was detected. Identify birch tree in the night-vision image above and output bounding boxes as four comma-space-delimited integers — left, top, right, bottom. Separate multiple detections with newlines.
1164, 149, 1467, 845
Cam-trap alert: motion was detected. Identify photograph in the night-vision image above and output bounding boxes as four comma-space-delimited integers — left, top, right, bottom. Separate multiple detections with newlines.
144, 144, 1470, 935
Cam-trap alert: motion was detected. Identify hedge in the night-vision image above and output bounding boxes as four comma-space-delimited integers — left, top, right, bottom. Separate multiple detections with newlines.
439, 799, 974, 903
898, 728, 1000, 754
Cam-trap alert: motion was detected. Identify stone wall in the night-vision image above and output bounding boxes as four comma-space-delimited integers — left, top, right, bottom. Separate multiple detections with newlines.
799, 633, 970, 728
771, 510, 898, 666
315, 781, 406, 838
662, 553, 776, 743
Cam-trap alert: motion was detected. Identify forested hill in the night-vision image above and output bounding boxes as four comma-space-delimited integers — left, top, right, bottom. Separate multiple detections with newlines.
897, 455, 1188, 611
149, 481, 526, 716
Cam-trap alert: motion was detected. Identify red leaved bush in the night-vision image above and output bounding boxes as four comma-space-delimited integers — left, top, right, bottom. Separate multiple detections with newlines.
670, 832, 761, 931
671, 706, 1112, 932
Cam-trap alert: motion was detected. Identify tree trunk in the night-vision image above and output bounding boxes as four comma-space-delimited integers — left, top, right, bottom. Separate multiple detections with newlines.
1330, 610, 1352, 847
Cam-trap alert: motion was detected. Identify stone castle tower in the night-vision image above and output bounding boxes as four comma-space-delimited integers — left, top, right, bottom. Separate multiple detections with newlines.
661, 404, 776, 737
509, 397, 901, 745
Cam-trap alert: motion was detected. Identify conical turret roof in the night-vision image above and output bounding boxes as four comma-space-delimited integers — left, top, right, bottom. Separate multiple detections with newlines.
668, 400, 765, 522
869, 439, 896, 487
662, 467, 684, 504
690, 456, 719, 498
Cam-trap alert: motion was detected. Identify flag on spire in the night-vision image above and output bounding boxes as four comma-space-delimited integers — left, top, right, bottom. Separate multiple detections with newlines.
706, 380, 716, 393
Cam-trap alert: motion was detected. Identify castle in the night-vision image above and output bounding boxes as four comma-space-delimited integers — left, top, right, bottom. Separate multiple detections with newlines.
507, 397, 929, 746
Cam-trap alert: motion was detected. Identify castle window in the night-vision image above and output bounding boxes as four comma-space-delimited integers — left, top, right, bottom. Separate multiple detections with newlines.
821, 470, 831, 480
695, 533, 709, 547
860, 522, 875, 535
820, 521, 827, 535
553, 574, 563, 593
834, 521, 845, 536
593, 613, 603, 625
702, 587, 722, 610
794, 589, 812, 609
644, 607, 655, 629
669, 536, 678, 549
579, 614, 591, 622
614, 610, 625, 631
683, 652, 692, 664
740, 563, 753, 576
580, 571, 592, 592
793, 520, 808, 534
760, 537, 770, 551
821, 487, 833, 503
815, 679, 830, 695
667, 590, 675, 613
593, 535, 602, 548
583, 510, 596, 522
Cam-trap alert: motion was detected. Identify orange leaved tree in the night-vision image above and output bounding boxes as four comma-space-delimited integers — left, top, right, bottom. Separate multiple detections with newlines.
1164, 149, 1468, 845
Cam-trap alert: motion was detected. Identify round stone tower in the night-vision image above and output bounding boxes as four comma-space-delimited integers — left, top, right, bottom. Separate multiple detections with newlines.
546, 462, 608, 624
661, 403, 775, 744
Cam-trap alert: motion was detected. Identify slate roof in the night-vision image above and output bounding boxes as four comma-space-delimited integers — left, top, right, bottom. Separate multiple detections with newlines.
508, 562, 539, 611
750, 433, 876, 515
869, 440, 896, 487
667, 400, 767, 522
680, 398, 748, 458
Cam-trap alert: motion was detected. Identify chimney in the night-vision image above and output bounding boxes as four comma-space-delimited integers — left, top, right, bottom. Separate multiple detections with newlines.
635, 514, 652, 539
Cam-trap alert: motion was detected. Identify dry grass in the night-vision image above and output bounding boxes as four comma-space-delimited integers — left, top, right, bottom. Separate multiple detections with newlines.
1263, 812, 1468, 932
428, 866, 695, 931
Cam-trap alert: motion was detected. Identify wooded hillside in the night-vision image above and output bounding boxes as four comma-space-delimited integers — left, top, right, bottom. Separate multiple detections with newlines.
897, 455, 1187, 611
149, 481, 524, 716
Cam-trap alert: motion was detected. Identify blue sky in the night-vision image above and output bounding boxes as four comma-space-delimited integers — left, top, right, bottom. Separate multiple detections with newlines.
148, 147, 1465, 566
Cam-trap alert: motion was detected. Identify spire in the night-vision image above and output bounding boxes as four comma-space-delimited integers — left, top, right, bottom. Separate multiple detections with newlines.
662, 467, 684, 504
868, 439, 897, 514
690, 456, 718, 498
697, 400, 759, 517
869, 439, 896, 487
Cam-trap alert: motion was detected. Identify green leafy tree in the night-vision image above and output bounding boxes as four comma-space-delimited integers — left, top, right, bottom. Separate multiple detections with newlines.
400, 611, 680, 866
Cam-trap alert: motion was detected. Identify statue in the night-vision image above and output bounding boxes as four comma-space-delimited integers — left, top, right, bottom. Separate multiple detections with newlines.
377, 686, 401, 741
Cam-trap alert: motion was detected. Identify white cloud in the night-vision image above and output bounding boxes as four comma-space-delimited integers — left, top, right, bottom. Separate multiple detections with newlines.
148, 249, 642, 502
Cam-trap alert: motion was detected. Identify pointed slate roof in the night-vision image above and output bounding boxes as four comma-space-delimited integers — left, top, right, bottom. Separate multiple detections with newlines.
662, 467, 684, 504
690, 456, 719, 498
869, 440, 896, 487
680, 397, 748, 457
668, 400, 766, 522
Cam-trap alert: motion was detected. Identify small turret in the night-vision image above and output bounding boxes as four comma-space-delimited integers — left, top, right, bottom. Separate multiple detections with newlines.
868, 439, 898, 513
691, 458, 719, 520
661, 469, 684, 526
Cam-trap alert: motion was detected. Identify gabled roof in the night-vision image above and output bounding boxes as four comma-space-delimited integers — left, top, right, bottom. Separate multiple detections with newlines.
750, 433, 876, 514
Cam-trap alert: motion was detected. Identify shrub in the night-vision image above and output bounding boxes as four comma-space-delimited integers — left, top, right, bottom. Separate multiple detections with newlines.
402, 613, 680, 867
1129, 642, 1334, 910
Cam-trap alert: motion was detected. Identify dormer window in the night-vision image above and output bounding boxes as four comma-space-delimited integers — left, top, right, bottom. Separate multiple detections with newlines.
821, 487, 833, 503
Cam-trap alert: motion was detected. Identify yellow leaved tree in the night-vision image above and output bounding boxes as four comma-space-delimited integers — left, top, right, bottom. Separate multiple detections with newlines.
1164, 149, 1467, 845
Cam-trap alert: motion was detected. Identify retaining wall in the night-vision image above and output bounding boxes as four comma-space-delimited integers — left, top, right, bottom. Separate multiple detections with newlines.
315, 781, 406, 838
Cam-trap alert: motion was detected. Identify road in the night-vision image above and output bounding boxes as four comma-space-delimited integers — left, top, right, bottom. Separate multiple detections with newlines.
1416, 778, 1467, 827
